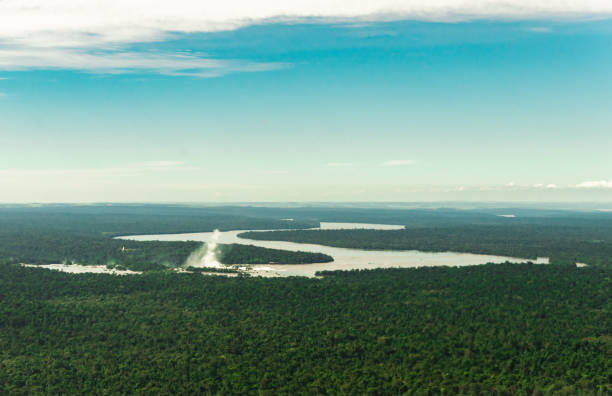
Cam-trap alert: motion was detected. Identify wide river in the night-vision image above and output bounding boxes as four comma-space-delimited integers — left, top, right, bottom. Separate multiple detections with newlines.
119, 222, 549, 277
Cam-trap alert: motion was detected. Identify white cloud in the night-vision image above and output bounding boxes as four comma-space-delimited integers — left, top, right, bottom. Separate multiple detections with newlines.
532, 183, 558, 189
0, 1, 610, 75
498, 181, 612, 189
381, 160, 415, 166
1, 0, 610, 46
576, 180, 612, 188
327, 162, 353, 167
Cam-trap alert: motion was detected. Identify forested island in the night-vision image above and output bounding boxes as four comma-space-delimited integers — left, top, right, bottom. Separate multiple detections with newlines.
217, 243, 333, 265
1, 262, 609, 394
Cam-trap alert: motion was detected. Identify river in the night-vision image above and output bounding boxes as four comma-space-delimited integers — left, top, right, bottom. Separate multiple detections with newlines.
118, 222, 549, 277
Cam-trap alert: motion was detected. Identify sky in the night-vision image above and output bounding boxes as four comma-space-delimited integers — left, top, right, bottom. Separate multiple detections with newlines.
1, 1, 611, 203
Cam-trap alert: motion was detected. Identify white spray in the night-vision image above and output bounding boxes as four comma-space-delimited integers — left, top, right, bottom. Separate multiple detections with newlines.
185, 229, 222, 268
202, 229, 222, 268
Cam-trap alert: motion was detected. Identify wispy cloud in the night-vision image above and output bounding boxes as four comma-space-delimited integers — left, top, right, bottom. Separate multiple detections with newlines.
139, 161, 186, 167
133, 161, 200, 171
0, 161, 198, 181
161, 183, 258, 191
327, 162, 353, 167
0, 48, 287, 77
534, 183, 558, 189
500, 181, 612, 190
257, 170, 289, 175
576, 180, 612, 188
381, 160, 415, 167
527, 26, 553, 33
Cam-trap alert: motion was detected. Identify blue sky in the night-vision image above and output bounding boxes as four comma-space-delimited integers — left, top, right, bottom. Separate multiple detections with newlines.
1, 6, 611, 202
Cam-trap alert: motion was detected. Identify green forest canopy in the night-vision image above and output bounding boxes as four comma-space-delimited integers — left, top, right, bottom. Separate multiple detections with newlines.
1, 262, 610, 394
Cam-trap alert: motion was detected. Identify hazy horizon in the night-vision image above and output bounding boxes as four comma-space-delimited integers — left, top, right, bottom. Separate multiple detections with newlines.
3, 201, 612, 212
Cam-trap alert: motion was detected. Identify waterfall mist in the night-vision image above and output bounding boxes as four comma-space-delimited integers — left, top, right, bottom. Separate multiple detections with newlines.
185, 229, 222, 268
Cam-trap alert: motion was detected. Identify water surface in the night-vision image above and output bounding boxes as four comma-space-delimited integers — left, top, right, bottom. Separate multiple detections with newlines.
120, 222, 548, 277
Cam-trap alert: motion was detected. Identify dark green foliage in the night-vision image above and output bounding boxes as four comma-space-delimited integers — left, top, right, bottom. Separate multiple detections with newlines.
217, 243, 333, 264
0, 263, 610, 394
240, 224, 612, 268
